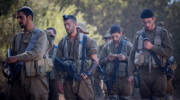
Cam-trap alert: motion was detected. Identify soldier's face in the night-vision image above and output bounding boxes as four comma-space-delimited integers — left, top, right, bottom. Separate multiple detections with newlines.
105, 37, 112, 43
64, 19, 76, 35
17, 12, 28, 28
47, 29, 56, 45
111, 32, 122, 43
142, 17, 156, 31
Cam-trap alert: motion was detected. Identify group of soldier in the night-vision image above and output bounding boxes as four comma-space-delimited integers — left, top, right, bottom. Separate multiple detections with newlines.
1, 6, 176, 100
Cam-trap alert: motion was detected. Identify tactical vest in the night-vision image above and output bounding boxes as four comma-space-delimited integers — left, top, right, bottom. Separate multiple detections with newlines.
13, 29, 49, 77
134, 26, 166, 71
104, 39, 129, 77
61, 33, 92, 74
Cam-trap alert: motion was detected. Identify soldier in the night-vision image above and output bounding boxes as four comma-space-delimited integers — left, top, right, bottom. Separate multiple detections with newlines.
100, 25, 133, 100
129, 9, 173, 100
45, 27, 59, 100
46, 27, 65, 100
55, 15, 98, 100
46, 27, 58, 60
5, 6, 49, 100
103, 32, 112, 43
77, 22, 104, 100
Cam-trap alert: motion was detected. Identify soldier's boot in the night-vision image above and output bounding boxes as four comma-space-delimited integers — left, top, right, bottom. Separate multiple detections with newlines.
119, 96, 129, 100
109, 95, 119, 100
166, 95, 173, 100
152, 96, 166, 100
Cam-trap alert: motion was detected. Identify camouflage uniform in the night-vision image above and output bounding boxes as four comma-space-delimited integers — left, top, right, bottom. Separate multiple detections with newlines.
100, 38, 133, 100
129, 26, 173, 100
56, 32, 98, 100
10, 28, 49, 100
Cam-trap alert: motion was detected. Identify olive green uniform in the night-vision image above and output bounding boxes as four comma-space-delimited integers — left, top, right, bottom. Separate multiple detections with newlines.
129, 26, 173, 100
100, 39, 133, 100
9, 28, 49, 100
56, 32, 98, 100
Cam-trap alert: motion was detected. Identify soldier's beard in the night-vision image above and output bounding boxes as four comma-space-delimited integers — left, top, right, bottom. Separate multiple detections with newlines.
67, 30, 74, 36
19, 23, 25, 28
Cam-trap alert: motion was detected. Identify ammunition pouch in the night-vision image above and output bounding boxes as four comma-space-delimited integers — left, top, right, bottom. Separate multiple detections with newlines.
25, 58, 50, 77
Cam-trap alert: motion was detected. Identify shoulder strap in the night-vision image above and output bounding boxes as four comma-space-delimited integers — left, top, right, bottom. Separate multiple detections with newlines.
117, 39, 124, 54
154, 26, 162, 45
62, 36, 68, 58
52, 45, 58, 61
137, 28, 146, 50
26, 29, 41, 51
79, 33, 84, 58
112, 40, 125, 86
80, 34, 87, 73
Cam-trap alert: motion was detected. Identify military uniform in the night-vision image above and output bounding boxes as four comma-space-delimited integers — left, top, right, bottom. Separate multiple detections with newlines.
129, 26, 173, 100
10, 28, 49, 100
56, 32, 98, 100
100, 38, 133, 100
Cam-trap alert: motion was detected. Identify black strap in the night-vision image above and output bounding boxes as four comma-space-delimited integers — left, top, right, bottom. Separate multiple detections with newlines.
149, 50, 164, 71
80, 35, 87, 73
112, 40, 124, 85
26, 29, 41, 51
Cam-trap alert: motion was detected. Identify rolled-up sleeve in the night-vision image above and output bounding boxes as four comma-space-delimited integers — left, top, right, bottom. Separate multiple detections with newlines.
86, 38, 98, 57
16, 31, 48, 61
151, 29, 173, 58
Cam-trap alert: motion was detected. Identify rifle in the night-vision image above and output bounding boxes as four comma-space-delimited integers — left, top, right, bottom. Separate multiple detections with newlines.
2, 49, 23, 83
96, 65, 111, 90
54, 57, 82, 80
165, 56, 176, 79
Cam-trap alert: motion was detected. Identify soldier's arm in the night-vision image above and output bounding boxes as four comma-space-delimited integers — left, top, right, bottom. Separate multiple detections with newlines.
151, 29, 173, 58
126, 41, 134, 76
128, 36, 138, 74
86, 38, 98, 74
16, 31, 48, 61
55, 39, 64, 59
54, 39, 65, 82
99, 44, 109, 65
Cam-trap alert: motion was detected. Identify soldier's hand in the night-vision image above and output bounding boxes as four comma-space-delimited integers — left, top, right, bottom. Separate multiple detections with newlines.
128, 76, 134, 85
57, 81, 64, 94
144, 40, 153, 50
81, 73, 88, 80
6, 56, 18, 64
117, 54, 126, 61
108, 53, 115, 61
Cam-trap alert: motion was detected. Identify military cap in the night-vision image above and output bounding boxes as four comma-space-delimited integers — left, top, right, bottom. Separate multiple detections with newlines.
63, 14, 77, 22
141, 9, 154, 18
110, 24, 121, 34
103, 32, 111, 39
